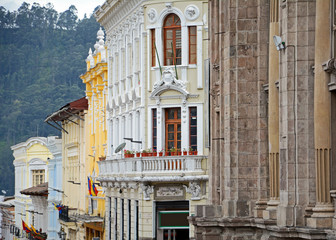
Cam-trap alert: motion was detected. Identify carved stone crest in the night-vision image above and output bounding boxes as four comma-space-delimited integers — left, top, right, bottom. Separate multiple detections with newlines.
153, 67, 186, 91
147, 8, 157, 23
184, 5, 199, 21
185, 182, 201, 200
141, 184, 154, 200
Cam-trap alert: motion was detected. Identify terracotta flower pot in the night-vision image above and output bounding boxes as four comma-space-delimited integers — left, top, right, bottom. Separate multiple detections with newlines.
189, 151, 194, 155
165, 151, 170, 156
152, 152, 157, 156
130, 154, 134, 158
136, 153, 140, 157
183, 151, 188, 155
177, 151, 181, 156
171, 152, 176, 156
159, 152, 163, 156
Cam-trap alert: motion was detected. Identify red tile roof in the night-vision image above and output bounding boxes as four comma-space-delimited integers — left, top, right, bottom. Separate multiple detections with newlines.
20, 182, 48, 197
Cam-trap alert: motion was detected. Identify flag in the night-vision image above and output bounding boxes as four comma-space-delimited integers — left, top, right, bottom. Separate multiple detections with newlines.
88, 176, 98, 196
52, 202, 63, 213
22, 220, 31, 233
31, 225, 39, 235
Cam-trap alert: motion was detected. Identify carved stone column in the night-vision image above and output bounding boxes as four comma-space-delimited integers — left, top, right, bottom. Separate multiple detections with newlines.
307, 0, 334, 228
262, 0, 280, 220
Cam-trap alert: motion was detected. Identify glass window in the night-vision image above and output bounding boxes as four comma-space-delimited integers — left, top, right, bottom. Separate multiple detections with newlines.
151, 29, 156, 67
32, 170, 45, 187
189, 107, 197, 151
152, 109, 157, 151
165, 108, 181, 150
163, 14, 181, 66
189, 26, 197, 64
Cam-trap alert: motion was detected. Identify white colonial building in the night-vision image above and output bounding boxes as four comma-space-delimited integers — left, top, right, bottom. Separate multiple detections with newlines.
11, 136, 61, 239
95, 0, 209, 239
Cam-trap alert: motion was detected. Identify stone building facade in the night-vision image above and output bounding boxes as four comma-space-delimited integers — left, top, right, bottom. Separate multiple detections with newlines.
190, 0, 336, 239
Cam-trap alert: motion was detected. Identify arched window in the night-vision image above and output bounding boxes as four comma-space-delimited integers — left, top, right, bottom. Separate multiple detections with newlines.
163, 14, 181, 66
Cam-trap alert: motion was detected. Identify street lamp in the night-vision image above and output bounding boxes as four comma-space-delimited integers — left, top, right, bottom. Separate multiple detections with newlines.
57, 227, 66, 240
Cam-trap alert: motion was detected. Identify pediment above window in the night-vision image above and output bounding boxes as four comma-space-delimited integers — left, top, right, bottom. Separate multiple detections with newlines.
150, 67, 189, 98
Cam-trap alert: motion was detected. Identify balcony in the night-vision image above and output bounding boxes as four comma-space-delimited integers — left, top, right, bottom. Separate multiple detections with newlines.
97, 155, 207, 182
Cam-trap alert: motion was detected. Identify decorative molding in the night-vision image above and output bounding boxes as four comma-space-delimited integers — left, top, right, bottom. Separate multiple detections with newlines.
151, 67, 189, 98
185, 182, 201, 200
322, 58, 336, 91
155, 185, 185, 200
141, 184, 153, 200
184, 5, 199, 21
147, 8, 157, 23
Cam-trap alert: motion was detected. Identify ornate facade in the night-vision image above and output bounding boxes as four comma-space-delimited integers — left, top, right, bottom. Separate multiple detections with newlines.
95, 0, 209, 239
81, 28, 108, 239
190, 0, 336, 239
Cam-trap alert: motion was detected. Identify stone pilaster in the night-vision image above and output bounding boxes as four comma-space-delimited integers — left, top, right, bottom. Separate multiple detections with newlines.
263, 0, 280, 220
308, 0, 334, 229
277, 0, 316, 227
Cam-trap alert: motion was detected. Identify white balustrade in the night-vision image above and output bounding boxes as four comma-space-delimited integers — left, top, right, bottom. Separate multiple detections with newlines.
98, 155, 205, 178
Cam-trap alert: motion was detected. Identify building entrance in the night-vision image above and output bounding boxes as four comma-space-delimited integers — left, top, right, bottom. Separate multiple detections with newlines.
156, 201, 189, 240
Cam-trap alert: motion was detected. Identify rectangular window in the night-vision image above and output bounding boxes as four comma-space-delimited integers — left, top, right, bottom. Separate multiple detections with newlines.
189, 107, 197, 151
121, 199, 124, 239
189, 26, 197, 64
114, 198, 118, 240
32, 170, 45, 187
151, 29, 156, 67
128, 199, 131, 240
135, 200, 139, 240
152, 109, 157, 151
165, 108, 181, 150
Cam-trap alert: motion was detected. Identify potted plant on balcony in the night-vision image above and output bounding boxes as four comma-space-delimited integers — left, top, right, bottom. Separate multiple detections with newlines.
141, 149, 148, 157
136, 151, 141, 157
170, 147, 177, 156
152, 149, 157, 156
177, 148, 181, 156
189, 146, 198, 155
158, 149, 164, 156
124, 149, 134, 158
183, 148, 188, 155
164, 148, 170, 156
147, 148, 153, 157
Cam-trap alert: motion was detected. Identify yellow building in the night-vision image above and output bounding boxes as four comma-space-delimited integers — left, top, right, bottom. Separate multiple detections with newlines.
80, 28, 108, 239
45, 97, 88, 239
11, 137, 54, 239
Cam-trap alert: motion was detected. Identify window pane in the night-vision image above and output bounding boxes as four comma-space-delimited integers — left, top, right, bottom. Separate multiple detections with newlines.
177, 141, 181, 149
177, 109, 181, 119
191, 127, 197, 135
168, 110, 175, 119
166, 30, 173, 39
168, 124, 174, 131
168, 133, 174, 140
168, 142, 174, 149
190, 45, 196, 55
177, 133, 181, 139
189, 26, 196, 35
177, 124, 181, 131
190, 138, 197, 145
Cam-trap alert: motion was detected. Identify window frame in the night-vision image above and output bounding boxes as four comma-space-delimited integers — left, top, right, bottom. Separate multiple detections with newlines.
188, 26, 197, 64
189, 107, 197, 151
32, 169, 45, 187
165, 108, 181, 150
163, 13, 182, 66
151, 29, 156, 67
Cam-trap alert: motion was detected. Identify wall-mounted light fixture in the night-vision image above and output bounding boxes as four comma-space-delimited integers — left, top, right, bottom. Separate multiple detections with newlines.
273, 35, 285, 51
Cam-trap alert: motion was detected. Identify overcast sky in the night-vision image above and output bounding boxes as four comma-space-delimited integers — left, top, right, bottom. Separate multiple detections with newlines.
1, 0, 106, 19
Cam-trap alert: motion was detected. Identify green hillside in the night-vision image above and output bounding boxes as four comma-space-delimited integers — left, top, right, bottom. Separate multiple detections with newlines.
0, 2, 101, 195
